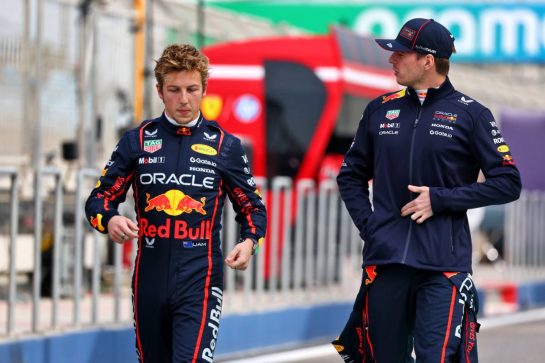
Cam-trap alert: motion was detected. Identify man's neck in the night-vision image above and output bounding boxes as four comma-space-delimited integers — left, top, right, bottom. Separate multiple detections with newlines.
164, 111, 200, 127
412, 74, 446, 90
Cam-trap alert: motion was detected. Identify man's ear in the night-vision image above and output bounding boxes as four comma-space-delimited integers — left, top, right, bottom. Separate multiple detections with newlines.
425, 54, 435, 71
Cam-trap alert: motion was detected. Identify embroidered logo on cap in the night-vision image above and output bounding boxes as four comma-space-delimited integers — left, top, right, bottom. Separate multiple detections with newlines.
400, 26, 416, 41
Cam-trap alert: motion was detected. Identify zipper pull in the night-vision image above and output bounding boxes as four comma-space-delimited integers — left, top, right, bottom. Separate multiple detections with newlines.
414, 106, 422, 128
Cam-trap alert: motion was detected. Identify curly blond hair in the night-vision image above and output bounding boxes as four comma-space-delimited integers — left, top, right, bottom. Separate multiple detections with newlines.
154, 44, 209, 90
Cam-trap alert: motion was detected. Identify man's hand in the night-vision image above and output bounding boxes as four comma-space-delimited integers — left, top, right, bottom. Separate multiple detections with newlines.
225, 238, 254, 271
107, 215, 139, 244
400, 185, 434, 224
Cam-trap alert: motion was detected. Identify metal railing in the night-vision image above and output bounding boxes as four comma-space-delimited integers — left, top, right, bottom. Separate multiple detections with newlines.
0, 167, 19, 335
505, 190, 545, 278
0, 172, 363, 337
36, 167, 63, 331
73, 168, 101, 327
1, 170, 545, 338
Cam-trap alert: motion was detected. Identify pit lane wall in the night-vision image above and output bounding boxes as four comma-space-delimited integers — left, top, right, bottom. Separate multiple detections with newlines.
0, 302, 353, 363
3, 279, 545, 363
3, 280, 545, 363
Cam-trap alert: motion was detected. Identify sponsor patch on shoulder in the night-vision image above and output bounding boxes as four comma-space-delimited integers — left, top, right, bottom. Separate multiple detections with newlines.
458, 96, 474, 106
497, 145, 510, 153
385, 109, 400, 120
381, 89, 406, 103
143, 139, 162, 153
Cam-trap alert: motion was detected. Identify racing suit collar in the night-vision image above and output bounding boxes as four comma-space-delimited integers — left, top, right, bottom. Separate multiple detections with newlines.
160, 112, 205, 136
407, 76, 454, 105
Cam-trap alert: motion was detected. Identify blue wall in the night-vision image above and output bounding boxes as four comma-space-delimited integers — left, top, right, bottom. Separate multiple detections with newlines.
0, 327, 136, 363
0, 302, 353, 363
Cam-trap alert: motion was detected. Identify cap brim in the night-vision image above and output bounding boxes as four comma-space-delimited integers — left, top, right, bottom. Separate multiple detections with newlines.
375, 39, 412, 52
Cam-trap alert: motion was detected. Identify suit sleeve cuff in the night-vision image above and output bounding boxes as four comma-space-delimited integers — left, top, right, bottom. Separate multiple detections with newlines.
101, 211, 120, 234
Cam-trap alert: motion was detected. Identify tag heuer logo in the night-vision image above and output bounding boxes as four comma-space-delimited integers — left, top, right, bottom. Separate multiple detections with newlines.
386, 110, 400, 120
143, 139, 162, 153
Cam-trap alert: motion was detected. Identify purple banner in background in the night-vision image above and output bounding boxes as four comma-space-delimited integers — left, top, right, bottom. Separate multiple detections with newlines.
501, 109, 545, 191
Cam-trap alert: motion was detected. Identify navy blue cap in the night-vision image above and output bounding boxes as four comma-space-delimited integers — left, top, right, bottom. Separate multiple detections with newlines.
375, 18, 455, 59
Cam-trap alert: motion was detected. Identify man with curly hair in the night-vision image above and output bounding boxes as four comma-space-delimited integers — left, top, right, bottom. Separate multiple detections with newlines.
86, 44, 267, 362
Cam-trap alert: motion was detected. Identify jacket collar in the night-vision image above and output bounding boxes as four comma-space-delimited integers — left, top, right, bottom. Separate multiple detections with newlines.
159, 112, 205, 136
406, 76, 455, 105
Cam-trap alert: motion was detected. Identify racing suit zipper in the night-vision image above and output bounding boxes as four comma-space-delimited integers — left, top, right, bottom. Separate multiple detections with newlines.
401, 105, 423, 263
168, 136, 184, 296
177, 137, 183, 173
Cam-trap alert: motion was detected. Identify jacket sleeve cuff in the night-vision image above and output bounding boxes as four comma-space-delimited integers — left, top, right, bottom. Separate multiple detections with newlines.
241, 233, 259, 243
240, 236, 260, 255
101, 211, 120, 234
429, 187, 449, 215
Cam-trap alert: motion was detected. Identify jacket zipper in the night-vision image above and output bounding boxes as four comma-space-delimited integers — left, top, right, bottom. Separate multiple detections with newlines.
401, 105, 423, 263
450, 216, 454, 253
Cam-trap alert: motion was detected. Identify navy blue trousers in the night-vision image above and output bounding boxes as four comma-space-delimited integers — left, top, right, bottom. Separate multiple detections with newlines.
367, 264, 474, 362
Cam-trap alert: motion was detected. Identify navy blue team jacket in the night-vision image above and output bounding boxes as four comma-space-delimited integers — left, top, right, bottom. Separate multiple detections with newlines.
337, 78, 521, 272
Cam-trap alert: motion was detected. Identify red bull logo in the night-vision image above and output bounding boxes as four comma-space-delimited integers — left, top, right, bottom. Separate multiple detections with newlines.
90, 214, 105, 232
364, 265, 377, 285
177, 127, 192, 136
144, 190, 206, 216
502, 154, 516, 166
138, 217, 212, 240
381, 89, 406, 104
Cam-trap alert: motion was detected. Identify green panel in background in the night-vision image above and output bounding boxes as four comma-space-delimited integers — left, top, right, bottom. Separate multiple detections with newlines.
166, 27, 216, 48
207, 1, 419, 35
207, 1, 545, 63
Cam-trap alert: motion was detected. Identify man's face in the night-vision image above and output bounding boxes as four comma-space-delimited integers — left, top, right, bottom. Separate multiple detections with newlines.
388, 51, 428, 89
157, 70, 204, 125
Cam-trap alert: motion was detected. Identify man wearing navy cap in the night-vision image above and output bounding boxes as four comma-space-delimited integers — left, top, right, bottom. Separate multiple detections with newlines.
333, 18, 521, 362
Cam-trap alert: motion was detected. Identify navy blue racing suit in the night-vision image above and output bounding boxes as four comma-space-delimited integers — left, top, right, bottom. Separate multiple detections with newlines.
334, 78, 520, 362
85, 113, 267, 362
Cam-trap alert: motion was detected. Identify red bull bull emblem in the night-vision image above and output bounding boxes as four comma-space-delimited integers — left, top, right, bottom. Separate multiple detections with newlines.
145, 189, 206, 216
90, 214, 105, 232
364, 265, 377, 285
381, 89, 406, 104
177, 127, 191, 136
502, 154, 516, 166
